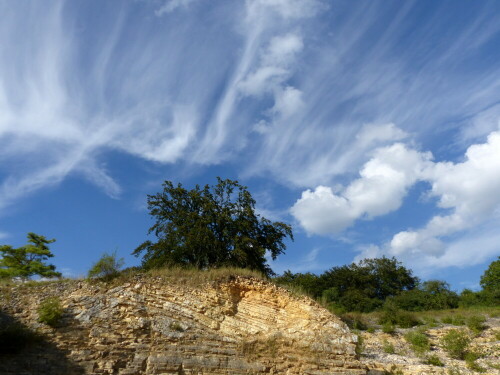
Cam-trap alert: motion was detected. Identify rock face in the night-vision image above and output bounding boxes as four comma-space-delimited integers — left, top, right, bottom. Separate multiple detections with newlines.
0, 275, 366, 375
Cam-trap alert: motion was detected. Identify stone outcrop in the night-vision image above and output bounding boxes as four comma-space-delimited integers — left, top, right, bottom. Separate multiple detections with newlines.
0, 275, 366, 375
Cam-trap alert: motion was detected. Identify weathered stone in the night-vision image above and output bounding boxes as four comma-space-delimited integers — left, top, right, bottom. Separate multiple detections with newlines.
0, 275, 366, 374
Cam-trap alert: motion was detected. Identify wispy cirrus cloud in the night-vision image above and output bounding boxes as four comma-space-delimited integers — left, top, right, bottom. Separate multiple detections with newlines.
1, 0, 500, 272
155, 0, 199, 16
0, 0, 324, 214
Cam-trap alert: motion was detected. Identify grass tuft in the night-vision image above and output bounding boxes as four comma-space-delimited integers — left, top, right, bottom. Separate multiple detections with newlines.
37, 297, 64, 327
404, 329, 430, 355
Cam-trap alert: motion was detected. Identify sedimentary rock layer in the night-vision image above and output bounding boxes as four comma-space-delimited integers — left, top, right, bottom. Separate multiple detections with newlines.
0, 275, 366, 375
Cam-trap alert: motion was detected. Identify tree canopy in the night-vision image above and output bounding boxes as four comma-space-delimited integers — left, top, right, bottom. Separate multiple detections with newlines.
133, 177, 293, 276
480, 256, 499, 292
275, 257, 419, 312
479, 256, 500, 305
0, 233, 61, 280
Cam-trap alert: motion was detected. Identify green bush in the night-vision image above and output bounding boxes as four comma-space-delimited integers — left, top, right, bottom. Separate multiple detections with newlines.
382, 322, 396, 334
340, 312, 369, 330
88, 251, 124, 281
459, 289, 482, 307
466, 315, 487, 334
355, 334, 364, 358
424, 354, 444, 367
440, 329, 471, 359
441, 314, 465, 326
382, 339, 395, 354
465, 352, 486, 372
390, 280, 459, 311
379, 307, 421, 328
37, 297, 63, 327
404, 330, 430, 355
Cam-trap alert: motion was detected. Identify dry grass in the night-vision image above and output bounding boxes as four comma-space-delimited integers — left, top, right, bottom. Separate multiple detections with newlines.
99, 266, 270, 289
149, 266, 266, 283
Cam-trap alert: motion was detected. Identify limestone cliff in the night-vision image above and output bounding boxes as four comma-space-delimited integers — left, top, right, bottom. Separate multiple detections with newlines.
0, 274, 366, 375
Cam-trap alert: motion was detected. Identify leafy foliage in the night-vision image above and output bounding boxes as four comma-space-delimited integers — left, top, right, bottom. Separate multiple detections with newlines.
479, 256, 500, 305
133, 178, 293, 276
273, 271, 319, 296
379, 300, 422, 328
318, 257, 419, 312
339, 312, 369, 330
465, 352, 486, 372
466, 315, 487, 334
0, 233, 61, 280
424, 354, 444, 367
404, 330, 430, 355
480, 256, 500, 291
88, 251, 124, 281
382, 339, 395, 354
37, 297, 63, 327
390, 280, 459, 311
440, 329, 471, 359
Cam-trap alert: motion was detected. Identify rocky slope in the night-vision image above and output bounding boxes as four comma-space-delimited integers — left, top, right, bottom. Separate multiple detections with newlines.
0, 274, 366, 375
359, 318, 500, 375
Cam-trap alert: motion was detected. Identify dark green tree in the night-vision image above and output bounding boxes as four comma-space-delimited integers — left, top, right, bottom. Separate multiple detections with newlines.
273, 270, 320, 296
0, 233, 61, 280
480, 256, 500, 292
479, 256, 500, 305
133, 178, 293, 276
318, 257, 419, 312
390, 280, 459, 311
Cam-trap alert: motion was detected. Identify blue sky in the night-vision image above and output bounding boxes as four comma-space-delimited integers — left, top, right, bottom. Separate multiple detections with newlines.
1, 0, 499, 290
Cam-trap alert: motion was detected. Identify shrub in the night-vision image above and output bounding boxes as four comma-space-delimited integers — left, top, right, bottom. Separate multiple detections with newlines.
404, 330, 430, 355
440, 329, 471, 359
274, 271, 320, 297
169, 321, 184, 332
340, 313, 368, 330
88, 251, 125, 281
466, 315, 487, 334
424, 354, 444, 367
379, 307, 421, 328
382, 322, 395, 334
390, 280, 459, 311
459, 289, 482, 307
355, 334, 364, 358
441, 314, 465, 326
38, 297, 63, 327
382, 339, 395, 354
465, 352, 486, 373
421, 315, 439, 327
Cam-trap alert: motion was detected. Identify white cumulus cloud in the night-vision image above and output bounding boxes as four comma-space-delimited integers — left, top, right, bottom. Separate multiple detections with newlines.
291, 141, 431, 234
387, 130, 500, 257
295, 126, 500, 269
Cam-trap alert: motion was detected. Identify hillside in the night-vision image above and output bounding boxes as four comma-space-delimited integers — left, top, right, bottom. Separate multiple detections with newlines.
0, 273, 365, 375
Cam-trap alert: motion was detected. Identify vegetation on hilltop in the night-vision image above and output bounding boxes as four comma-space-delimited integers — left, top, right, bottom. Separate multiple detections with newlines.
133, 177, 293, 276
0, 233, 61, 280
274, 257, 499, 314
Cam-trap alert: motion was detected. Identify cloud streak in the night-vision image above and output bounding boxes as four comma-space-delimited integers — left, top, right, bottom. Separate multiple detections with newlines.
1, 0, 500, 277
